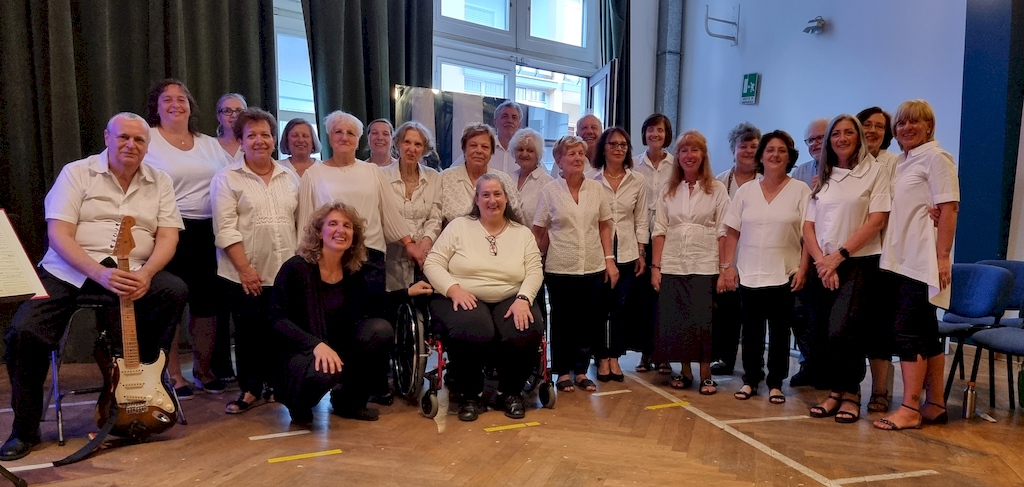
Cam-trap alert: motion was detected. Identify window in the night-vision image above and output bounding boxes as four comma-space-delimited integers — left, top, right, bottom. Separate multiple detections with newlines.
441, 0, 509, 30
273, 0, 317, 132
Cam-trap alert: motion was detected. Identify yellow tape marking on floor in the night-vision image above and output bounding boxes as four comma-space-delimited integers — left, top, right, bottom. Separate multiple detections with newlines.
645, 401, 690, 410
267, 448, 343, 463
484, 421, 541, 432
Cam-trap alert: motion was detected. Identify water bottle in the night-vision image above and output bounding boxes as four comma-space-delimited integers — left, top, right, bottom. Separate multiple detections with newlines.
963, 381, 976, 419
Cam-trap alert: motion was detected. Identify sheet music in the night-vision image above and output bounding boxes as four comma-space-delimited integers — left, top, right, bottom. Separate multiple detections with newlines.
0, 209, 48, 300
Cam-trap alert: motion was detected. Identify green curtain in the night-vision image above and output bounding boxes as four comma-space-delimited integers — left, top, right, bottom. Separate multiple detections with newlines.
601, 0, 630, 133
0, 0, 277, 346
301, 0, 433, 158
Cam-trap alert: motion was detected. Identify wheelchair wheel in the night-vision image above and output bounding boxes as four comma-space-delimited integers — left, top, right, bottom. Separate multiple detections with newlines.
393, 302, 427, 402
421, 390, 439, 418
538, 381, 556, 409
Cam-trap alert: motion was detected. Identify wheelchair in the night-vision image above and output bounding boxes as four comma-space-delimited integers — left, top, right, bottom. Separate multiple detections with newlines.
391, 293, 557, 418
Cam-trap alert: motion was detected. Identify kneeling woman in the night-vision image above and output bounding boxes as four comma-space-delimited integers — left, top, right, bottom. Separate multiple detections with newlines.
269, 202, 395, 424
423, 174, 544, 421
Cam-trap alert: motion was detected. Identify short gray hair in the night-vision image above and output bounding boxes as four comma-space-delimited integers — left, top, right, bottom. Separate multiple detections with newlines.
509, 128, 543, 158
107, 112, 149, 139
394, 121, 436, 153
324, 110, 364, 136
727, 121, 761, 151
494, 100, 523, 120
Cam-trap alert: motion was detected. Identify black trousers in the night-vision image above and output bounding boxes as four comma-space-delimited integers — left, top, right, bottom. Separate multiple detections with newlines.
711, 288, 742, 368
792, 285, 814, 367
624, 243, 656, 356
3, 267, 186, 440
276, 318, 394, 413
430, 295, 543, 397
739, 283, 795, 389
545, 272, 604, 376
594, 260, 636, 359
221, 279, 271, 396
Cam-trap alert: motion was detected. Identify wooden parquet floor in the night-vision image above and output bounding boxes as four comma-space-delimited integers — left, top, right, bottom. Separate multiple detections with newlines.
1, 347, 1022, 486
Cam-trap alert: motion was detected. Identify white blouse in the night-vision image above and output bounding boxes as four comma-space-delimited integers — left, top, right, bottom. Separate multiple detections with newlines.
381, 162, 443, 291
439, 165, 522, 226
652, 180, 730, 276
805, 155, 891, 257
634, 151, 675, 235
587, 168, 649, 263
144, 128, 230, 219
724, 178, 810, 288
423, 216, 543, 303
715, 167, 761, 198
880, 141, 960, 306
211, 160, 300, 284
512, 166, 554, 229
533, 178, 612, 275
297, 160, 412, 254
277, 158, 320, 177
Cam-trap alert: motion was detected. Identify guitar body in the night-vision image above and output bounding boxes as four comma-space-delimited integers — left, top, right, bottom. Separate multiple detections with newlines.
95, 347, 177, 438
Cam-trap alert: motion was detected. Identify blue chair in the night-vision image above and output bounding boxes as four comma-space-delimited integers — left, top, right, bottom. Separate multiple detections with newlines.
940, 264, 1015, 403
967, 326, 1024, 409
943, 260, 1024, 328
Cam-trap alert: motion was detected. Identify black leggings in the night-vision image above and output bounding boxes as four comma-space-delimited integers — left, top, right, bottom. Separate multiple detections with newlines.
739, 283, 794, 389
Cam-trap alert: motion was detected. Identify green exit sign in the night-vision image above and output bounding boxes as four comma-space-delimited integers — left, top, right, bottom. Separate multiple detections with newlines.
741, 73, 760, 105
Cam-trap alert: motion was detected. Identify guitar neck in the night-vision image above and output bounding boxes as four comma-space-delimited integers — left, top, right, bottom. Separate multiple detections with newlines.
117, 255, 140, 369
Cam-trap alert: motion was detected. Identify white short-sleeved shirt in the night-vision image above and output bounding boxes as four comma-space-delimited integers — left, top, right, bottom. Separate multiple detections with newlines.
143, 128, 229, 219
449, 143, 518, 175
533, 178, 612, 275
716, 167, 761, 198
724, 178, 810, 288
512, 166, 554, 229
39, 151, 184, 288
211, 160, 300, 284
652, 180, 730, 276
439, 165, 522, 226
382, 162, 443, 291
422, 216, 543, 303
633, 151, 675, 234
586, 168, 649, 263
297, 160, 412, 254
880, 141, 960, 304
805, 155, 891, 257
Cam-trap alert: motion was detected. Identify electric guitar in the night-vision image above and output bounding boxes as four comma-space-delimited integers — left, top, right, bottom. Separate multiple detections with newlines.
95, 216, 177, 438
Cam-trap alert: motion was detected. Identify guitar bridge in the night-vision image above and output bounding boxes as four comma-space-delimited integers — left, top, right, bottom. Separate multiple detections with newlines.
124, 402, 147, 415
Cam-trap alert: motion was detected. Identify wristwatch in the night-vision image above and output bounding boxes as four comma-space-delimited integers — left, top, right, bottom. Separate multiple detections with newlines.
516, 294, 531, 305
838, 247, 850, 259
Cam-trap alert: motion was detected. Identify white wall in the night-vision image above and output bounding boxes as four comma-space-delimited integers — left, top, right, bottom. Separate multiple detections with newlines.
679, 1, 967, 174
629, 0, 659, 151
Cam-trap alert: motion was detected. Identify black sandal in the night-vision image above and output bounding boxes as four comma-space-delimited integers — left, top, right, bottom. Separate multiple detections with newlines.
656, 363, 672, 375
225, 392, 262, 414
873, 403, 923, 430
768, 389, 786, 404
923, 401, 948, 424
699, 379, 718, 395
809, 393, 842, 418
556, 379, 575, 392
734, 385, 755, 400
669, 375, 693, 390
867, 392, 890, 413
835, 395, 861, 424
575, 377, 597, 392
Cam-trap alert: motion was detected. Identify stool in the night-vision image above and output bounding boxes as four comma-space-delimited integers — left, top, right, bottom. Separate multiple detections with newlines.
44, 293, 187, 446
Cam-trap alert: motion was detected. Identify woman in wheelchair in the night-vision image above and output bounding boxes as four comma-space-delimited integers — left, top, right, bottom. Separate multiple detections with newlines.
423, 174, 544, 421
268, 202, 395, 424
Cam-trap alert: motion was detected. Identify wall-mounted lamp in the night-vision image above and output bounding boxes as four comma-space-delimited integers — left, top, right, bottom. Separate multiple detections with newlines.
803, 16, 827, 34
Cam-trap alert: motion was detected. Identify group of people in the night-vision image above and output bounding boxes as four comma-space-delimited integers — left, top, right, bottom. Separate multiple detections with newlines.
0, 78, 958, 462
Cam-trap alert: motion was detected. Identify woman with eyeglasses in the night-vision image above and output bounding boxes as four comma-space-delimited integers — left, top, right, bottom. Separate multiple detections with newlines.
215, 93, 247, 162
533, 135, 618, 393
587, 127, 647, 382
857, 107, 898, 184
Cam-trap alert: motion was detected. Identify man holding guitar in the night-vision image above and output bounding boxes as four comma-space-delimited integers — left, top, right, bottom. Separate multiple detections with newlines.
2, 112, 187, 461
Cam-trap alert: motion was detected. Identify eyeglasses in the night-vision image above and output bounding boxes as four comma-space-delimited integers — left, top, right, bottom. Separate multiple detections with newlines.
485, 235, 498, 256
804, 135, 824, 145
219, 108, 245, 116
606, 142, 629, 149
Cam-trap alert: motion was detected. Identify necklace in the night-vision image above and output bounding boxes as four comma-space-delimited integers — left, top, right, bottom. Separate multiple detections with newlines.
247, 162, 273, 176
483, 220, 509, 256
603, 170, 625, 180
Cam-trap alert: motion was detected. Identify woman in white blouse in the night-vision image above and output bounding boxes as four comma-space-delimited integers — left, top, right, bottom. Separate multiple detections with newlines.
367, 119, 397, 168
424, 175, 543, 422
143, 79, 231, 398
533, 135, 618, 393
720, 131, 810, 402
440, 123, 522, 226
804, 114, 890, 424
215, 93, 247, 161
297, 110, 424, 316
278, 118, 321, 177
631, 114, 674, 372
510, 128, 554, 226
650, 130, 729, 393
858, 107, 898, 183
874, 100, 959, 431
211, 108, 300, 413
588, 127, 648, 382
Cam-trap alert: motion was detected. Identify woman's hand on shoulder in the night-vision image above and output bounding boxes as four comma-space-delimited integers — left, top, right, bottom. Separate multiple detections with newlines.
504, 298, 534, 331
312, 342, 343, 374
447, 284, 478, 310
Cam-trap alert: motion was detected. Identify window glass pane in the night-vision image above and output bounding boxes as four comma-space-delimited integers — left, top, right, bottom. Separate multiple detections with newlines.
441, 0, 509, 31
529, 0, 584, 47
440, 62, 507, 97
515, 66, 584, 126
276, 33, 316, 115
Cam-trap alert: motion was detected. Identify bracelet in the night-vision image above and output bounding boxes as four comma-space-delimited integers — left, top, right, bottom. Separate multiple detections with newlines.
838, 247, 851, 259
719, 262, 732, 269
605, 255, 615, 260
651, 264, 661, 269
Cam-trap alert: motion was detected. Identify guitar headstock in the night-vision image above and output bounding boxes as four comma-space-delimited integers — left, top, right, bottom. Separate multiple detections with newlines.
113, 216, 136, 259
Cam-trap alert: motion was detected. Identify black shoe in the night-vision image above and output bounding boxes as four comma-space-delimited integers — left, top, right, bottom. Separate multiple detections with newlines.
503, 394, 526, 420
710, 360, 734, 375
288, 406, 314, 425
0, 435, 40, 462
458, 399, 483, 422
789, 369, 813, 387
333, 407, 380, 421
368, 392, 394, 406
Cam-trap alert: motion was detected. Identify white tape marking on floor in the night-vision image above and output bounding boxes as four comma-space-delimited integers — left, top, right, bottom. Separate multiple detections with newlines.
249, 430, 311, 441
833, 469, 939, 485
721, 415, 812, 425
8, 462, 55, 473
591, 389, 633, 397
